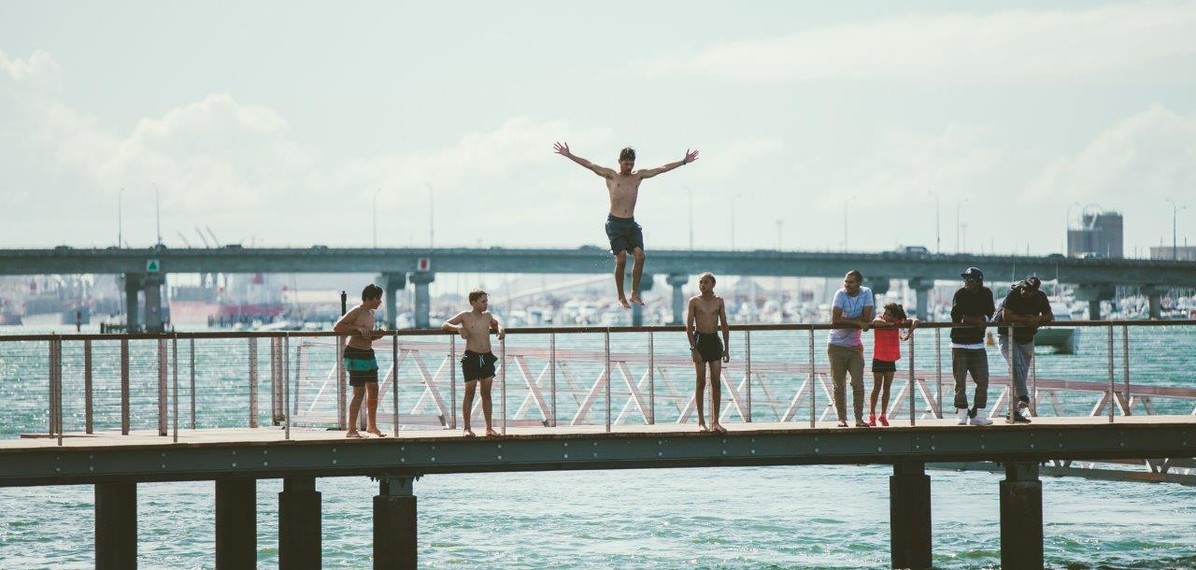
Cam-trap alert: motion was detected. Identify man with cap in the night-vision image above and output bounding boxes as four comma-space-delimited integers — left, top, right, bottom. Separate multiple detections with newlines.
950, 267, 996, 426
996, 276, 1053, 423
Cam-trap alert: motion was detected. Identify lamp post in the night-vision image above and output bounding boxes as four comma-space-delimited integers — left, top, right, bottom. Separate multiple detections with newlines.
955, 198, 969, 253
730, 196, 735, 251
372, 188, 381, 248
843, 195, 857, 251
1166, 198, 1185, 261
928, 190, 940, 254
117, 187, 124, 248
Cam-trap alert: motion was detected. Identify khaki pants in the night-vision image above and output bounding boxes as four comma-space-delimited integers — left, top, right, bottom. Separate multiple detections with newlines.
827, 344, 866, 423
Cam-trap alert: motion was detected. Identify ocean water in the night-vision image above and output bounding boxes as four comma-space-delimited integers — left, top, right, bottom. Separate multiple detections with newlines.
2, 324, 1196, 568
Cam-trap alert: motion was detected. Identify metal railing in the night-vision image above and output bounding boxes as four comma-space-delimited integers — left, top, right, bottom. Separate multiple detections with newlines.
4, 321, 1196, 448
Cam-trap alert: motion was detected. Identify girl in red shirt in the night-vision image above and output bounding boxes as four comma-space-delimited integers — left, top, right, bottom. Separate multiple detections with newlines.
869, 303, 916, 426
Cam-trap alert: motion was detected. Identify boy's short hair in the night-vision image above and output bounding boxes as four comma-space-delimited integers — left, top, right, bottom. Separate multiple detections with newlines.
468, 289, 488, 304
619, 147, 636, 162
362, 284, 383, 301
883, 302, 907, 320
845, 270, 863, 281
698, 272, 716, 286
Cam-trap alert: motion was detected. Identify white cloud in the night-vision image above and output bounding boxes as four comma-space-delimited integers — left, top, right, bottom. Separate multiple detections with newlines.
700, 138, 784, 179
640, 2, 1196, 83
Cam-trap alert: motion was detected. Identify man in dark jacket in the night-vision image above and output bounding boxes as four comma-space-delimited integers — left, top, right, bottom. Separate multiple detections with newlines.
950, 267, 995, 426
997, 276, 1053, 423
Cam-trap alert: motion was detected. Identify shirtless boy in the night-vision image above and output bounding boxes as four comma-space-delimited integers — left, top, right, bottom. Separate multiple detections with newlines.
441, 289, 505, 437
686, 272, 730, 433
554, 142, 699, 308
333, 284, 389, 438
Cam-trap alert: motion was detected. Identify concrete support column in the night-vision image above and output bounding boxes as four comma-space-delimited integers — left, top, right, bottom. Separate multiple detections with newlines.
124, 273, 142, 332
143, 274, 166, 332
1142, 285, 1167, 320
216, 478, 257, 568
96, 481, 137, 570
374, 476, 418, 570
409, 272, 435, 329
1000, 462, 1043, 570
279, 477, 321, 570
1075, 285, 1114, 321
868, 276, 891, 296
381, 273, 407, 329
889, 462, 932, 570
666, 273, 689, 325
908, 277, 934, 321
632, 274, 653, 326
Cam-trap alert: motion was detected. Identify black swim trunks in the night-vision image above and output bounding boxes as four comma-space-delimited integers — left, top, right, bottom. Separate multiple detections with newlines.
871, 359, 897, 373
461, 350, 499, 382
343, 346, 379, 387
692, 332, 724, 363
605, 214, 644, 255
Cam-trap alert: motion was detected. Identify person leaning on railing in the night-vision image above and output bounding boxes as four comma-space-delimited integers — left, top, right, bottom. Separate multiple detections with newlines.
995, 276, 1053, 424
950, 267, 995, 426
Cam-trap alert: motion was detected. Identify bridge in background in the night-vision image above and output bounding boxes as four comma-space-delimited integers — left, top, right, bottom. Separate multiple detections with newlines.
3, 245, 1194, 330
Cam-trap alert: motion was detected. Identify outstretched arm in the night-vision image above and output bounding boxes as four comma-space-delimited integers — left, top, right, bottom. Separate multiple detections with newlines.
554, 141, 615, 178
638, 149, 699, 179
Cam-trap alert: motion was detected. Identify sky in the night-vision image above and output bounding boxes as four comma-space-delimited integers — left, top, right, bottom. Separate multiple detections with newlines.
2, 0, 1195, 258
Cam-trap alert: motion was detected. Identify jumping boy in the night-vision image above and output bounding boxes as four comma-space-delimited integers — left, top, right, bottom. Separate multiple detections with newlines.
686, 272, 730, 433
554, 141, 699, 308
442, 289, 505, 437
333, 284, 389, 438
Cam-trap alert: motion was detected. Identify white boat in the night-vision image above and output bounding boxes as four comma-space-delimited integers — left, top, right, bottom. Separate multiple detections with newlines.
1035, 302, 1078, 354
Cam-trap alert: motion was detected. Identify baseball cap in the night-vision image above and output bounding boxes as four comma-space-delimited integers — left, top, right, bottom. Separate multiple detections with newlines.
1023, 276, 1042, 290
960, 267, 984, 280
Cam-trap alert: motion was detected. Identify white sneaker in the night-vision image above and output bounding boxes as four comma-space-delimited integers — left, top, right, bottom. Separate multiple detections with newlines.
970, 409, 993, 426
956, 408, 969, 425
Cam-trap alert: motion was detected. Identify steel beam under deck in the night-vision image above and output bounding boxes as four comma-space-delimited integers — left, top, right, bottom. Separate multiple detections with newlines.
1, 423, 1192, 487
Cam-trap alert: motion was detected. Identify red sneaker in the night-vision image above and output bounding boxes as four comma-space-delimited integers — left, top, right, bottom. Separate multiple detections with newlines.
879, 414, 889, 427
867, 413, 877, 427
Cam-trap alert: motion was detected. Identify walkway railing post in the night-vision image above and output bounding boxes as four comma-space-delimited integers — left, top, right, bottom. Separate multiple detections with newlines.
158, 337, 167, 436
648, 330, 655, 425
285, 334, 292, 441
605, 328, 612, 433
1006, 324, 1016, 424
450, 335, 458, 430
501, 335, 507, 436
1107, 324, 1115, 423
1122, 324, 1131, 416
392, 331, 399, 434
189, 337, 196, 429
248, 337, 259, 429
550, 332, 558, 427
336, 339, 346, 430
120, 338, 129, 435
808, 327, 816, 428
935, 328, 943, 418
84, 339, 93, 434
907, 324, 915, 426
745, 328, 752, 422
172, 334, 179, 443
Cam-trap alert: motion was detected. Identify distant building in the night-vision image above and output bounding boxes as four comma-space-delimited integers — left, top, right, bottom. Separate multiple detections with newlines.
1067, 208, 1123, 258
1149, 246, 1196, 261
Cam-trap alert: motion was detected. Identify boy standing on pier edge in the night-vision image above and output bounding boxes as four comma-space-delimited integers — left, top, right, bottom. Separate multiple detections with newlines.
442, 289, 505, 437
686, 272, 731, 433
553, 141, 699, 308
333, 284, 388, 438
951, 267, 995, 426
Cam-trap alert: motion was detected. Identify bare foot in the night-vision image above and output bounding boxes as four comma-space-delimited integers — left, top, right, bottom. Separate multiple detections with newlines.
629, 293, 645, 306
711, 423, 727, 434
697, 423, 710, 433
485, 428, 500, 437
346, 431, 363, 439
367, 428, 387, 437
617, 297, 631, 309
463, 429, 476, 438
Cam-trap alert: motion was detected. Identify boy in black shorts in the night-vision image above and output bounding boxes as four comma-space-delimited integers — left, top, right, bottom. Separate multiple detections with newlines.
686, 272, 731, 433
442, 289, 505, 437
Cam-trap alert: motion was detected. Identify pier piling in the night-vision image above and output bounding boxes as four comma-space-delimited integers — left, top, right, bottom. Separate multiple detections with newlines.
373, 476, 418, 570
216, 478, 257, 568
889, 462, 932, 569
279, 476, 321, 570
1000, 462, 1043, 570
95, 481, 137, 570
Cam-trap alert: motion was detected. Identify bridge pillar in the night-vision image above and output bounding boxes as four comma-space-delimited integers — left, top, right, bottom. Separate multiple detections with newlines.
408, 272, 435, 329
1142, 285, 1167, 319
632, 275, 654, 326
380, 273, 407, 329
216, 478, 257, 568
908, 278, 934, 321
868, 276, 891, 296
1000, 462, 1043, 570
95, 481, 137, 570
124, 273, 142, 332
889, 462, 932, 569
143, 273, 166, 333
374, 476, 418, 570
279, 476, 321, 570
666, 274, 689, 325
1075, 285, 1115, 320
